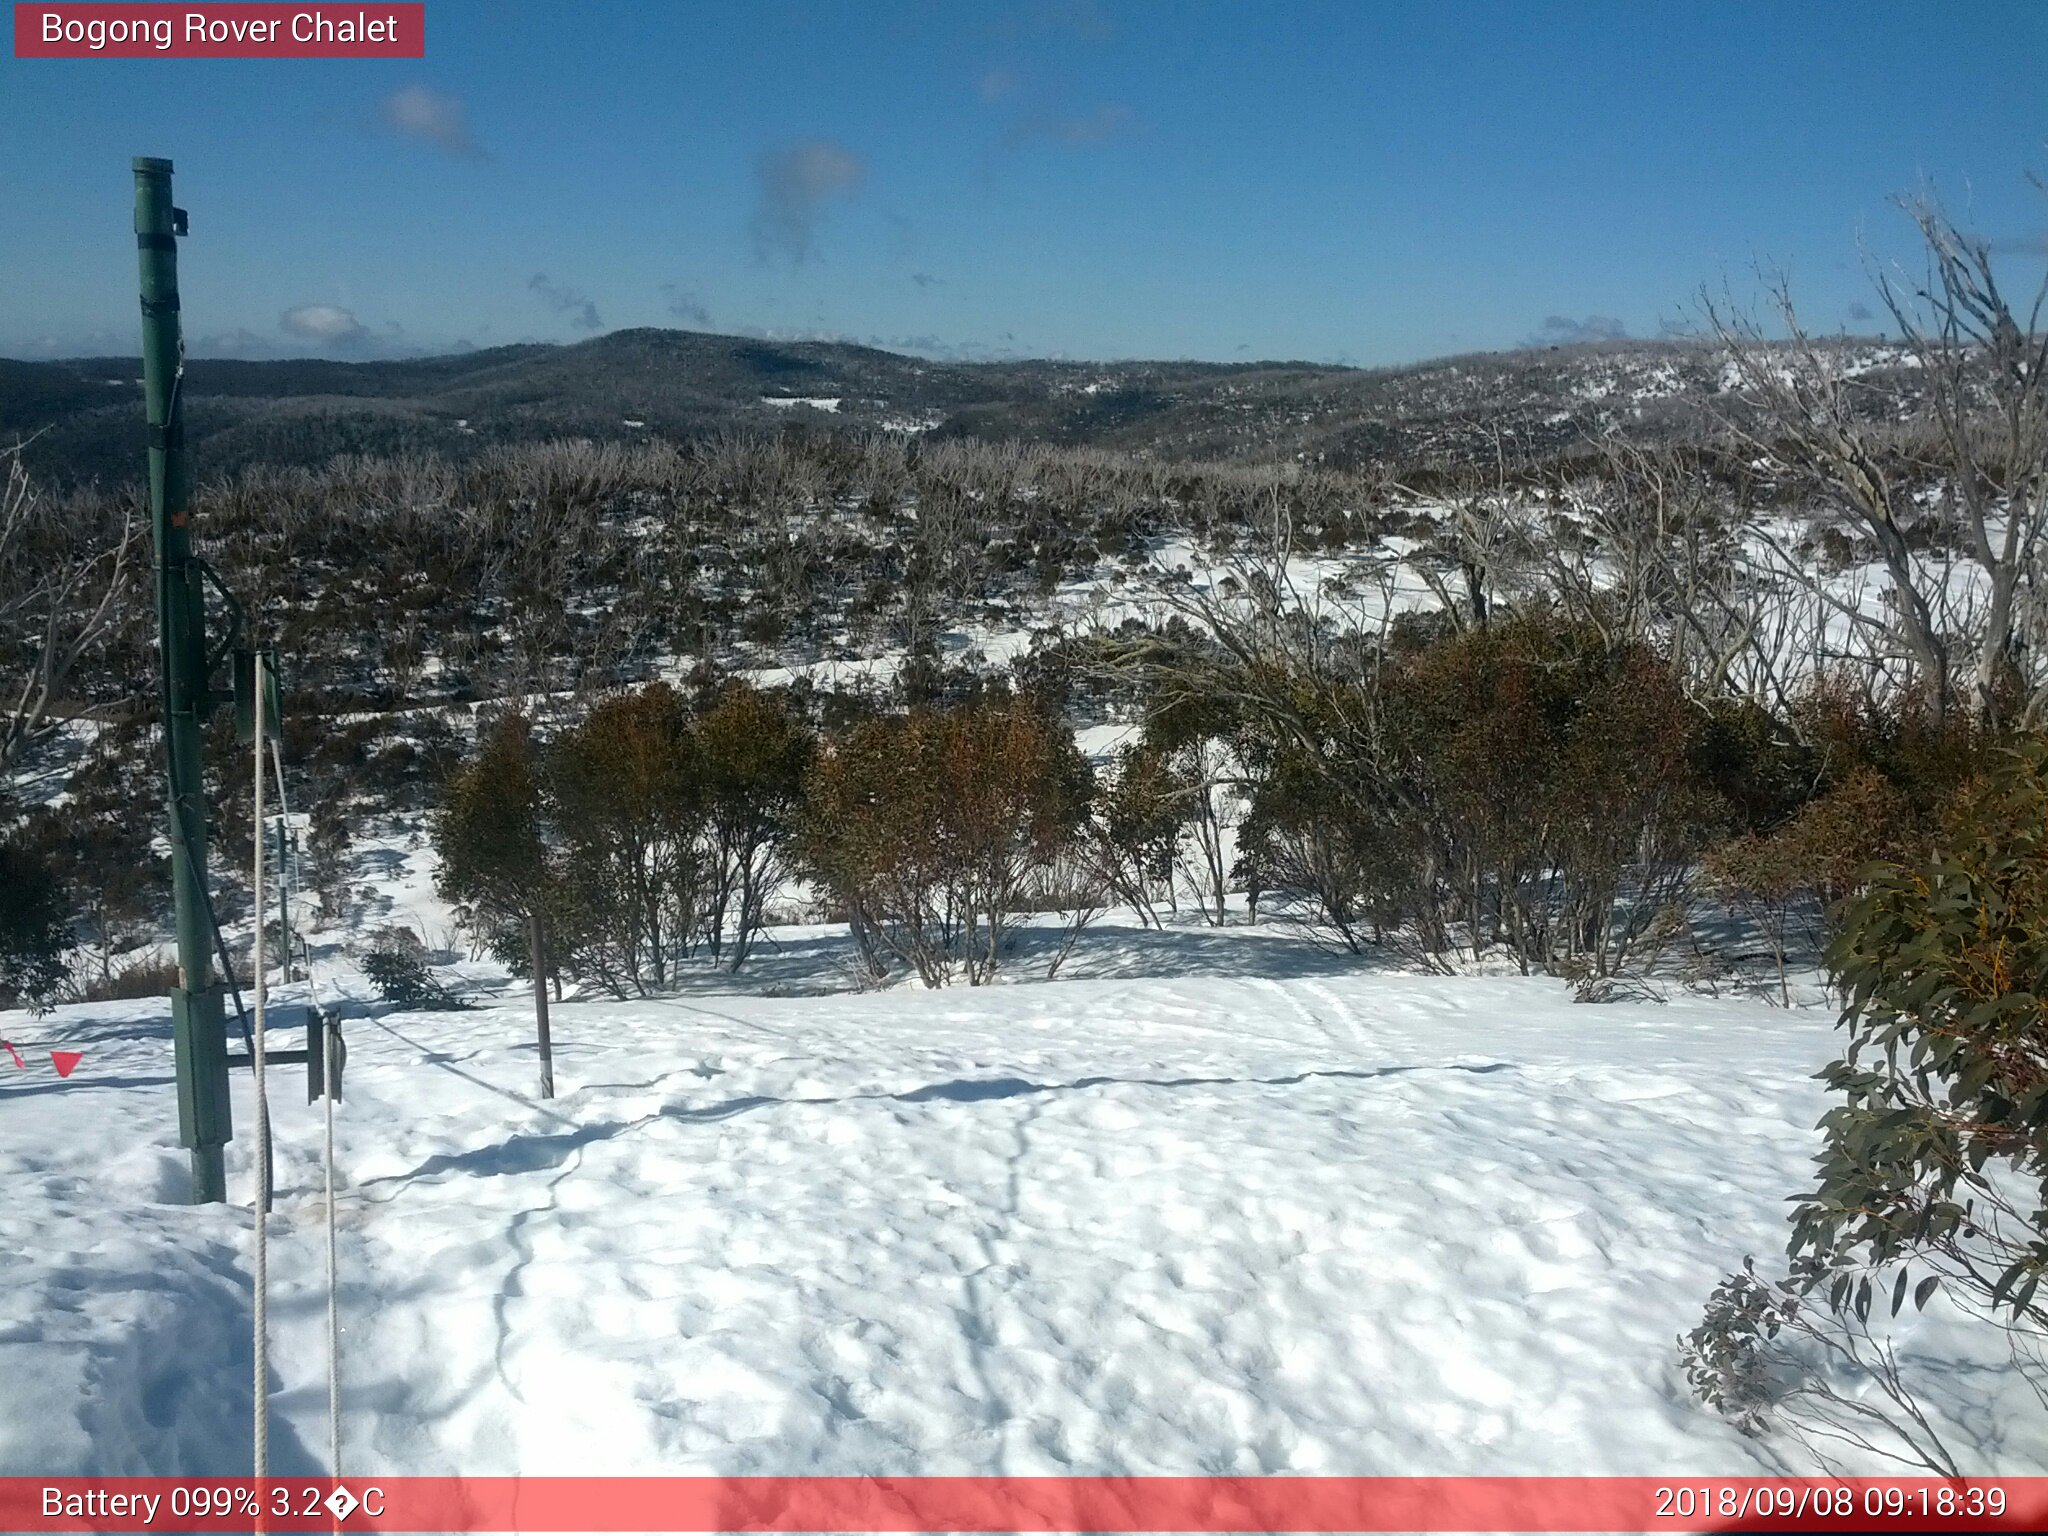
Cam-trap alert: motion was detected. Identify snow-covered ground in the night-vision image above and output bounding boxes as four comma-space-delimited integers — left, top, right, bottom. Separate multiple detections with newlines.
7, 897, 2043, 1479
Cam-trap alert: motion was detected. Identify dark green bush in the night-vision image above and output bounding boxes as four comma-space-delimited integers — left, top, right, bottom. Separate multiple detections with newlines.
1682, 738, 2048, 1473
1794, 737, 2048, 1322
0, 836, 74, 1011
361, 926, 464, 1011
1240, 613, 1726, 977
804, 694, 1092, 985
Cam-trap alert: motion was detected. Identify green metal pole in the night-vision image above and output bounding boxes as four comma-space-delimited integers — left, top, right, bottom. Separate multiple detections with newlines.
277, 816, 292, 981
135, 157, 232, 1205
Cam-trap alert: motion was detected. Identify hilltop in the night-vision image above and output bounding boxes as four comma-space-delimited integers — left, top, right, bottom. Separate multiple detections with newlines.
0, 328, 1918, 485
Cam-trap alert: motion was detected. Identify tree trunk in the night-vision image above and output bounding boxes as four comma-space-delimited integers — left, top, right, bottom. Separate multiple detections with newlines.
529, 908, 555, 1099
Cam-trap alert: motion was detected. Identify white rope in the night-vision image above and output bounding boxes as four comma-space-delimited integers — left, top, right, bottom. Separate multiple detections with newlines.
322, 1037, 340, 1479
250, 656, 273, 1479
268, 734, 341, 1480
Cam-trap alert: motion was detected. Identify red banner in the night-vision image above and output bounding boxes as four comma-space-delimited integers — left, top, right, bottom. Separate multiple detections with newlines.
13, 4, 424, 58
4, 1477, 2047, 1533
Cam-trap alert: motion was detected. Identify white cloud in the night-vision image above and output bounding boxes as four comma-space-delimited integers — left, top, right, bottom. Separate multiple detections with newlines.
529, 274, 602, 331
662, 284, 711, 326
1528, 314, 1629, 347
379, 85, 483, 158
750, 140, 866, 265
281, 303, 370, 346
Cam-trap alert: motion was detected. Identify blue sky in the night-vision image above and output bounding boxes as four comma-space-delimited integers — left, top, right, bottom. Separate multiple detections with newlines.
3, 0, 2044, 365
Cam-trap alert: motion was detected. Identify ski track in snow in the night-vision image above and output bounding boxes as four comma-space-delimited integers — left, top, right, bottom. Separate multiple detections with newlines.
3, 958, 2041, 1477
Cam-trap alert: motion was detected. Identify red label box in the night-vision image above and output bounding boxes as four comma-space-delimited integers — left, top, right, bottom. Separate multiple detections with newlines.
14, 3, 424, 57
5, 1477, 2048, 1534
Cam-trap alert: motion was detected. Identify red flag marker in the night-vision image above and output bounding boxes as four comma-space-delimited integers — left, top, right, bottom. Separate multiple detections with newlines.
50, 1051, 82, 1079
0, 1039, 22, 1071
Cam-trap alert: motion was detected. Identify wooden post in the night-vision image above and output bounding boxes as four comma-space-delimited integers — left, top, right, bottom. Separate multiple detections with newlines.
529, 908, 555, 1099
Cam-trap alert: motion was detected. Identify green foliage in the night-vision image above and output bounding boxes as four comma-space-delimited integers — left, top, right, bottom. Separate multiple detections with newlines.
1239, 613, 1725, 976
1792, 737, 2048, 1326
432, 708, 576, 1010
1699, 675, 1991, 995
547, 683, 705, 994
1240, 737, 1402, 951
18, 717, 169, 984
0, 834, 74, 1011
1677, 1252, 1966, 1475
433, 682, 816, 995
804, 695, 1093, 985
1138, 691, 1249, 925
1705, 768, 1912, 999
1087, 743, 1187, 923
695, 682, 814, 971
1430, 619, 1719, 974
1682, 740, 2044, 1473
360, 926, 464, 1011
433, 711, 555, 932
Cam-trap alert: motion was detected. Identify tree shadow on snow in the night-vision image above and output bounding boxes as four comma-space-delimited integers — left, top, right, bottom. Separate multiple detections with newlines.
360, 1060, 1512, 1191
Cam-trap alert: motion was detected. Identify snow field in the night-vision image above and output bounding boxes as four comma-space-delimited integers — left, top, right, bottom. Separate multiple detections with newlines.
13, 943, 2038, 1479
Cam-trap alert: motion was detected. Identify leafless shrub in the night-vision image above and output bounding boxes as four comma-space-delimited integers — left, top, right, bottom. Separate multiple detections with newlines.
0, 443, 136, 772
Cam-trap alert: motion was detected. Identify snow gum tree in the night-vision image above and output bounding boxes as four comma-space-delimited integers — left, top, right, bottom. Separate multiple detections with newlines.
0, 445, 136, 774
432, 711, 562, 1096
695, 682, 813, 972
1797, 738, 2048, 1326
1084, 742, 1186, 927
0, 835, 73, 1011
1117, 596, 1729, 978
804, 695, 1092, 986
1142, 692, 1246, 927
1706, 187, 2048, 731
1700, 673, 1987, 999
1684, 738, 2048, 1470
546, 683, 705, 996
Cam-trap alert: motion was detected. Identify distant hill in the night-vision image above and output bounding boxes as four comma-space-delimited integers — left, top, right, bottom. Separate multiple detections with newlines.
0, 327, 1914, 486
